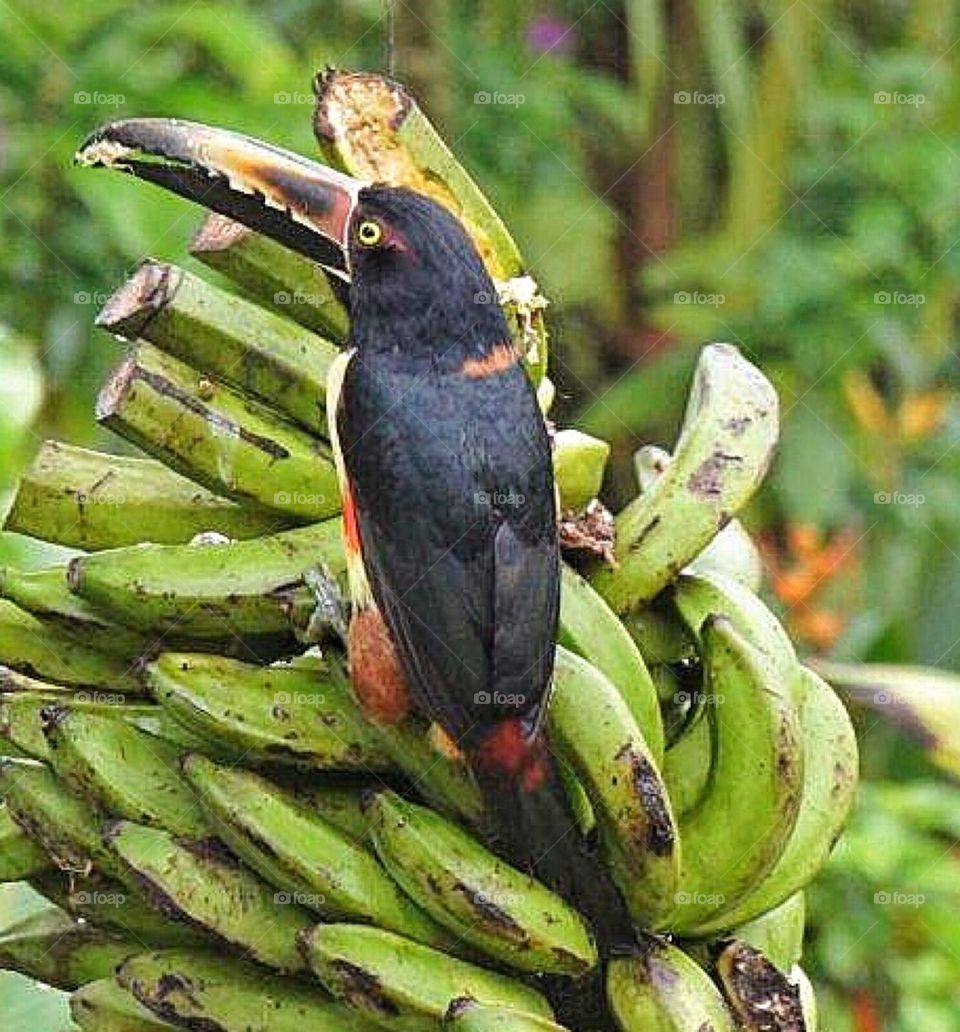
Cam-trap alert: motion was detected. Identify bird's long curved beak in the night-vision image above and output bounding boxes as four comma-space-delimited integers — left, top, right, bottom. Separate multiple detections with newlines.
75, 118, 365, 279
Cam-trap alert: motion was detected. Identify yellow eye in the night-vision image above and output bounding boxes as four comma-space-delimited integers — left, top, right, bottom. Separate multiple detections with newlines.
356, 219, 384, 247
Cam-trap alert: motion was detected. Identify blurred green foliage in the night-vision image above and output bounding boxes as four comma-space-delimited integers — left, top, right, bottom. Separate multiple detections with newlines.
1, 2, 959, 1030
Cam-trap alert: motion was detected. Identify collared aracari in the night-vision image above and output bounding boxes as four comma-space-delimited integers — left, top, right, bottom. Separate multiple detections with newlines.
76, 117, 631, 947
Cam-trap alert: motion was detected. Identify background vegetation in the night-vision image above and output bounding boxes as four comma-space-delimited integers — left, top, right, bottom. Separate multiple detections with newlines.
1, 2, 959, 1029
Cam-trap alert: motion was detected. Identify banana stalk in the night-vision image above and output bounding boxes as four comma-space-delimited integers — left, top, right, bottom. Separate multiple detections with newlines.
97, 260, 340, 436
96, 343, 338, 521
3, 440, 283, 550
191, 212, 350, 340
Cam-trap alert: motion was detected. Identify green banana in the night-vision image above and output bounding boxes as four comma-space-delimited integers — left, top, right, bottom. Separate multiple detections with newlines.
732, 892, 806, 974
71, 977, 177, 1031
621, 604, 697, 668
44, 708, 210, 837
661, 706, 713, 818
104, 820, 312, 972
3, 439, 284, 550
0, 599, 142, 692
301, 923, 555, 1031
692, 665, 857, 933
0, 801, 50, 881
660, 614, 803, 934
606, 940, 736, 1032
33, 869, 210, 948
67, 520, 344, 638
0, 905, 139, 990
182, 754, 446, 945
553, 428, 609, 512
558, 565, 664, 762
715, 940, 806, 1031
145, 651, 393, 770
365, 789, 597, 976
0, 758, 123, 879
291, 783, 370, 842
549, 646, 680, 926
593, 343, 778, 610
445, 999, 570, 1031
117, 948, 382, 1031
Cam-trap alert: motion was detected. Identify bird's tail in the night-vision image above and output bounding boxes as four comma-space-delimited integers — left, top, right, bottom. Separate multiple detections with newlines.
470, 718, 635, 953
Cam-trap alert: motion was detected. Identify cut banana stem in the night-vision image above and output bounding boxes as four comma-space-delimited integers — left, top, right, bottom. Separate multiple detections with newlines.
715, 940, 807, 1031
3, 440, 285, 550
607, 940, 737, 1031
191, 212, 350, 341
553, 430, 610, 512
0, 758, 126, 880
365, 789, 598, 976
549, 647, 680, 926
98, 260, 340, 436
0, 800, 51, 881
660, 611, 803, 935
68, 520, 344, 638
301, 923, 556, 1029
44, 708, 211, 837
593, 344, 778, 610
0, 905, 140, 991
0, 599, 142, 692
445, 999, 571, 1030
146, 652, 393, 770
731, 892, 806, 973
105, 820, 312, 973
96, 343, 339, 521
694, 665, 857, 933
117, 948, 381, 1031
183, 755, 447, 945
558, 566, 665, 762
71, 977, 178, 1031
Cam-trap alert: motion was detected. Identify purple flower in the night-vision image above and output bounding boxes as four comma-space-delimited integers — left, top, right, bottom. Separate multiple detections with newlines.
526, 16, 576, 56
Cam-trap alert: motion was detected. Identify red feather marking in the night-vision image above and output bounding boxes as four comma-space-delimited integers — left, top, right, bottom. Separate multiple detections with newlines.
461, 342, 518, 379
473, 716, 548, 791
348, 605, 410, 725
342, 479, 362, 556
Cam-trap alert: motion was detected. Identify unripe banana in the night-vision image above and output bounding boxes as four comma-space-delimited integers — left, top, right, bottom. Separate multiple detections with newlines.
692, 665, 857, 934
291, 783, 370, 841
549, 646, 680, 926
659, 613, 803, 934
558, 565, 664, 762
621, 605, 697, 668
182, 754, 446, 945
71, 977, 176, 1031
661, 706, 713, 818
0, 905, 139, 990
365, 789, 597, 976
117, 948, 382, 1031
44, 708, 210, 838
145, 651, 394, 771
300, 923, 555, 1030
732, 891, 806, 974
445, 999, 570, 1031
553, 428, 609, 512
67, 520, 345, 639
715, 940, 807, 1031
0, 801, 50, 881
593, 343, 778, 610
606, 939, 736, 1031
0, 758, 124, 879
104, 820, 312, 973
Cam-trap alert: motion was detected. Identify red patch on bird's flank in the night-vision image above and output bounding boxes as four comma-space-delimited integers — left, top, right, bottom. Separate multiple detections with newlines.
342, 482, 362, 555
348, 605, 410, 724
461, 343, 518, 379
473, 717, 547, 791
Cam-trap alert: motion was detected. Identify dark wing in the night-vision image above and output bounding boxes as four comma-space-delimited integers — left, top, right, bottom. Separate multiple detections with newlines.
339, 355, 558, 745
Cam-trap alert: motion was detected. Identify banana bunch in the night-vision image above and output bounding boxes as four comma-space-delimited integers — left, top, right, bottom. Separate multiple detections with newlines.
0, 71, 859, 1032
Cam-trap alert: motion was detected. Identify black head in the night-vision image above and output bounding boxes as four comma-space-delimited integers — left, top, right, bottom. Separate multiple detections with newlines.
347, 186, 510, 366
